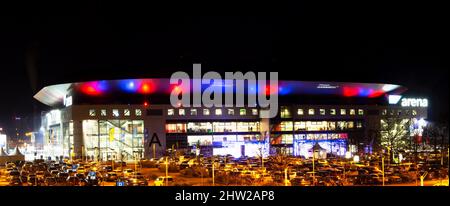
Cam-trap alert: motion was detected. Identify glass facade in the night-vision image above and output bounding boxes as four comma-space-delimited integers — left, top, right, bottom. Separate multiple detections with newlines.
82, 119, 144, 161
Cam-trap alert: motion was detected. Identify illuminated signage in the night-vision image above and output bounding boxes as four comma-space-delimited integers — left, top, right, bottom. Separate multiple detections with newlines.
388, 95, 402, 104
317, 83, 339, 89
388, 95, 428, 107
401, 98, 428, 107
64, 95, 73, 107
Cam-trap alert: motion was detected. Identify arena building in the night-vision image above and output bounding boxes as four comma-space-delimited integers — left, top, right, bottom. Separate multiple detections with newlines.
33, 79, 428, 161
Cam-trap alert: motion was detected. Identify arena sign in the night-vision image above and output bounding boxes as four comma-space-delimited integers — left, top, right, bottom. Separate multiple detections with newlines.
170, 64, 279, 118
401, 98, 428, 107
389, 95, 428, 107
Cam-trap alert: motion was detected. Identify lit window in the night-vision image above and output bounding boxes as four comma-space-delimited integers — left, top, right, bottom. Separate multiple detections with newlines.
252, 109, 258, 115
179, 109, 185, 116
89, 109, 96, 117
190, 109, 197, 115
347, 121, 354, 129
203, 109, 210, 115
382, 109, 387, 115
240, 109, 246, 116
101, 109, 107, 116
412, 110, 417, 116
357, 122, 363, 128
340, 109, 346, 115
227, 109, 235, 115
358, 109, 364, 115
215, 109, 222, 115
167, 109, 174, 116
297, 109, 304, 115
330, 109, 336, 115
319, 109, 326, 115
135, 109, 142, 116
112, 109, 119, 117
308, 109, 315, 115
124, 109, 130, 116
350, 109, 356, 115
280, 106, 291, 118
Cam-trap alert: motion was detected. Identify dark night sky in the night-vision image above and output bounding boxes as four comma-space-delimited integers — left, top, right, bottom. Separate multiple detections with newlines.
0, 2, 448, 132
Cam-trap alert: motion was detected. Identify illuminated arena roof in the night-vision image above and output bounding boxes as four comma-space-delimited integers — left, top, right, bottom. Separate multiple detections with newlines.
34, 79, 407, 107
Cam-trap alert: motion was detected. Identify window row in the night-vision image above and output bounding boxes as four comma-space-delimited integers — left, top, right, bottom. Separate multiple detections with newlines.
273, 121, 363, 132
167, 108, 258, 116
187, 134, 262, 146
89, 109, 142, 117
166, 122, 260, 133
270, 133, 349, 144
280, 107, 364, 118
381, 109, 417, 116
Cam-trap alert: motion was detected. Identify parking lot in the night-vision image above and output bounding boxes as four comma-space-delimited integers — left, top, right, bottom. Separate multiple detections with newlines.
0, 153, 448, 186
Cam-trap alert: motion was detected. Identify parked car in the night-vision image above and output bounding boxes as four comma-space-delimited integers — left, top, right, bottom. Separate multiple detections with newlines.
154, 176, 174, 186
66, 176, 81, 186
7, 170, 20, 181
105, 172, 119, 182
388, 175, 402, 184
126, 175, 148, 186
50, 170, 59, 177
27, 175, 40, 186
77, 167, 86, 174
35, 171, 45, 180
84, 171, 101, 186
75, 173, 87, 185
123, 169, 134, 178
102, 166, 113, 173
290, 177, 311, 186
9, 176, 22, 186
57, 172, 69, 183
44, 177, 57, 186
6, 163, 16, 170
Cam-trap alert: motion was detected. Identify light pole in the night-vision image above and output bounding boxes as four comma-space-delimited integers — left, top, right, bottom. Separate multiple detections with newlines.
212, 157, 215, 186
259, 147, 264, 171
382, 156, 385, 186
135, 153, 138, 172
165, 156, 168, 186
342, 161, 346, 185
387, 147, 391, 166
284, 168, 288, 186
420, 171, 428, 186
312, 151, 315, 186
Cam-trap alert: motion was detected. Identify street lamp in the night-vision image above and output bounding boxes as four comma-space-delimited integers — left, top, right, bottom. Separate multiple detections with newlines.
165, 156, 169, 186
382, 156, 385, 186
312, 150, 315, 186
420, 171, 428, 186
284, 168, 288, 186
212, 158, 215, 186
